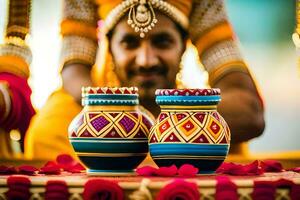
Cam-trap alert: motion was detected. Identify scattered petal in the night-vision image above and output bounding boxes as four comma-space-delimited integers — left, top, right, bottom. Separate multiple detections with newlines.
18, 165, 38, 175
0, 166, 17, 175
156, 165, 177, 177
39, 165, 61, 175
178, 164, 199, 177
261, 160, 283, 172
136, 166, 157, 176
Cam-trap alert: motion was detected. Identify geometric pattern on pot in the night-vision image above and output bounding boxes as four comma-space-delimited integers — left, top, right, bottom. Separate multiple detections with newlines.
149, 111, 230, 144
71, 111, 151, 139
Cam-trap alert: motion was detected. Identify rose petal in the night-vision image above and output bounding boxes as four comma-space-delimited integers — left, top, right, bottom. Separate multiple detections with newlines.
217, 161, 263, 176
66, 163, 86, 173
136, 166, 158, 176
244, 160, 263, 175
44, 161, 58, 167
178, 164, 199, 177
156, 165, 178, 177
39, 165, 61, 175
56, 154, 75, 165
0, 165, 18, 175
287, 167, 300, 173
261, 160, 283, 172
216, 162, 245, 175
18, 165, 38, 175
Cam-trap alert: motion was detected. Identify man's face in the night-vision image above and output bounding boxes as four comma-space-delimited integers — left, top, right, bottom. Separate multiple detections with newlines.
110, 13, 186, 100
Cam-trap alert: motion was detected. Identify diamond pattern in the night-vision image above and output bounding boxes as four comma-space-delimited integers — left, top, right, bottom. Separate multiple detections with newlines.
150, 111, 229, 144
73, 111, 150, 139
118, 115, 136, 133
206, 118, 223, 141
159, 121, 171, 134
90, 116, 110, 132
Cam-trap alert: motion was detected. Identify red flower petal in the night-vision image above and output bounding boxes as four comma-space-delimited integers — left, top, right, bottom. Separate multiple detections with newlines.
44, 161, 58, 167
39, 165, 61, 175
18, 165, 38, 175
217, 161, 262, 176
287, 167, 300, 173
136, 166, 158, 176
156, 179, 200, 200
156, 165, 178, 177
261, 160, 283, 173
56, 154, 75, 165
178, 164, 199, 177
66, 163, 86, 173
0, 165, 17, 175
244, 160, 263, 175
216, 162, 245, 175
83, 179, 124, 200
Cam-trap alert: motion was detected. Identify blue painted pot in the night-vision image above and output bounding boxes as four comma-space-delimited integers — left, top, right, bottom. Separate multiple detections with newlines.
149, 89, 230, 174
68, 87, 153, 175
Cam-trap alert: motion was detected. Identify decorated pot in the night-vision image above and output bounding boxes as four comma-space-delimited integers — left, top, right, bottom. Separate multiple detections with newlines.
149, 89, 230, 174
68, 87, 153, 175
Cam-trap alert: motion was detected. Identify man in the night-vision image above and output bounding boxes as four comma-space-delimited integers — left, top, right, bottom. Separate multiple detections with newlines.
25, 0, 265, 160
0, 0, 35, 158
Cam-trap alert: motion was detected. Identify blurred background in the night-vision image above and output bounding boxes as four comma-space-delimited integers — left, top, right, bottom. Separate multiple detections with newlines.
0, 0, 299, 153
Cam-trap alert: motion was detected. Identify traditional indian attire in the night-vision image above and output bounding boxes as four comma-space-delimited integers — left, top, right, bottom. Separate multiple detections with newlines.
25, 0, 262, 160
0, 0, 35, 158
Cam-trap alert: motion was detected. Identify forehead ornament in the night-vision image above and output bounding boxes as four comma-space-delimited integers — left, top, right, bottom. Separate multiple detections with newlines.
103, 0, 189, 38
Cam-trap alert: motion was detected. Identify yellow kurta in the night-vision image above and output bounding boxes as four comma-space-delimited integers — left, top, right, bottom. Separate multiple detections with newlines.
25, 89, 80, 160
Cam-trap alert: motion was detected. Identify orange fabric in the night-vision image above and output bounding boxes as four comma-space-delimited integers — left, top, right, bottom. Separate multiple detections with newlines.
60, 20, 98, 41
0, 56, 29, 78
167, 0, 192, 17
195, 22, 234, 56
96, 0, 192, 20
97, 0, 121, 19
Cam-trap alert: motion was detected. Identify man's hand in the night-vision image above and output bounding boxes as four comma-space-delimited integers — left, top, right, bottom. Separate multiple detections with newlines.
214, 72, 265, 144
